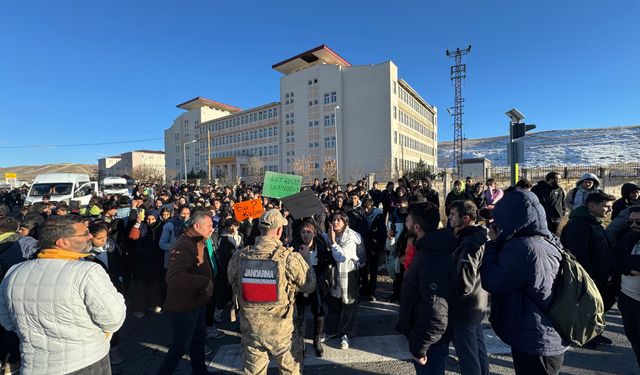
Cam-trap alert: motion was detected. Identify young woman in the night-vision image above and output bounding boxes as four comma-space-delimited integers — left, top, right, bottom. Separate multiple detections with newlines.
292, 218, 332, 357
324, 212, 362, 350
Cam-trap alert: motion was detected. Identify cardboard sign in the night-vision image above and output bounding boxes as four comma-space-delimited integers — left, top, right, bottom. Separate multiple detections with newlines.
234, 198, 264, 222
262, 171, 303, 198
281, 189, 326, 219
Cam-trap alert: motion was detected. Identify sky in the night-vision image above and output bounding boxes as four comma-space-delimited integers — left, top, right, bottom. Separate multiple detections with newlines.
1, 0, 639, 166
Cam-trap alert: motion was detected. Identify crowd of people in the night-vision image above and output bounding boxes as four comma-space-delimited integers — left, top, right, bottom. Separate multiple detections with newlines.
0, 171, 638, 375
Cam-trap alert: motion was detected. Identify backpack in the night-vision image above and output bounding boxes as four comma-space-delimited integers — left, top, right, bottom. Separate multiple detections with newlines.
236, 245, 294, 310
544, 238, 605, 346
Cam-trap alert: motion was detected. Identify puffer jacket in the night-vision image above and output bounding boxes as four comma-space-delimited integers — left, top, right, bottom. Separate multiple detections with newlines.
480, 190, 569, 356
326, 227, 360, 304
565, 172, 601, 211
0, 249, 126, 374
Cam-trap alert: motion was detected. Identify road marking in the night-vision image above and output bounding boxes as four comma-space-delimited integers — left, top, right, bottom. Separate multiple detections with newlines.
208, 329, 510, 373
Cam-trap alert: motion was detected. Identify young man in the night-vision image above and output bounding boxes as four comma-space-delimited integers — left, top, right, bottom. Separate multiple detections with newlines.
561, 191, 617, 346
481, 190, 568, 374
447, 200, 489, 375
483, 179, 503, 206
399, 202, 457, 375
531, 172, 567, 235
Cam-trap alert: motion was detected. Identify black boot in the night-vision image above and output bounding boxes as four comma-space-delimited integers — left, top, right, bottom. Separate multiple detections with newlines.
313, 316, 325, 357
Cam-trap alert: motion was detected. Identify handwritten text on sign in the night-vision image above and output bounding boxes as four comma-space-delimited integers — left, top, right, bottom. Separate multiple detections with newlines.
234, 198, 264, 222
262, 171, 302, 198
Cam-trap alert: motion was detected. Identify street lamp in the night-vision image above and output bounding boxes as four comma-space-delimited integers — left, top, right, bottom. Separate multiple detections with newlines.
183, 139, 197, 184
334, 105, 340, 182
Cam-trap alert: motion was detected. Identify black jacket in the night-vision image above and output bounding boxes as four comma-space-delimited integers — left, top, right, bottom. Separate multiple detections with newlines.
421, 188, 440, 208
452, 225, 488, 324
531, 181, 565, 223
364, 209, 387, 256
612, 230, 640, 276
560, 206, 610, 285
292, 235, 333, 294
464, 191, 486, 210
398, 229, 456, 358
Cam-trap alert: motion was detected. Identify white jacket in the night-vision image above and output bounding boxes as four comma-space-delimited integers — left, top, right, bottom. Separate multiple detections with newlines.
0, 257, 126, 374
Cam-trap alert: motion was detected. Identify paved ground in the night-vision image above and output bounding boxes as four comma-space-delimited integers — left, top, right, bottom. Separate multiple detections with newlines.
112, 279, 640, 375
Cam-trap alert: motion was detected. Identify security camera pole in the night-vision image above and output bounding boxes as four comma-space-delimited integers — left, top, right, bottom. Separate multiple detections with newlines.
505, 108, 535, 186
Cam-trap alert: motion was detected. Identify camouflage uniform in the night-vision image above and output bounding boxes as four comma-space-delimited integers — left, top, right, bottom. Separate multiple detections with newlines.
228, 211, 316, 375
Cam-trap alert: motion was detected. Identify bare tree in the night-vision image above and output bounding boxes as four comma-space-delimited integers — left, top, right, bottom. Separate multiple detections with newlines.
291, 156, 314, 182
130, 165, 165, 183
322, 159, 337, 181
247, 157, 265, 179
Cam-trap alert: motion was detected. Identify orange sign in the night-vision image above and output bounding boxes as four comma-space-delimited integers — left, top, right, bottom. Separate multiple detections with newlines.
234, 198, 264, 222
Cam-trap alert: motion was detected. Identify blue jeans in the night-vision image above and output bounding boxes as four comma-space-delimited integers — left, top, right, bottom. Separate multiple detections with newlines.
412, 340, 448, 375
452, 322, 489, 375
157, 307, 207, 375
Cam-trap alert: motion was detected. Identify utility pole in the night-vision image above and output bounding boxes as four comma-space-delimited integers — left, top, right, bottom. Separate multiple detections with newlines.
446, 45, 471, 177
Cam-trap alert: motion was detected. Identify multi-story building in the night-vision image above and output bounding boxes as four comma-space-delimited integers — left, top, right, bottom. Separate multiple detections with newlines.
164, 97, 241, 180
98, 150, 166, 182
166, 45, 438, 182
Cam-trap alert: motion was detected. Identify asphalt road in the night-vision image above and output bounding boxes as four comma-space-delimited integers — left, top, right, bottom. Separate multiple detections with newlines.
112, 279, 640, 375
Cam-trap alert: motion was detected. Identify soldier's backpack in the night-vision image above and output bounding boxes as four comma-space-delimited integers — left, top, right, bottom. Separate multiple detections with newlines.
544, 238, 606, 346
236, 245, 294, 310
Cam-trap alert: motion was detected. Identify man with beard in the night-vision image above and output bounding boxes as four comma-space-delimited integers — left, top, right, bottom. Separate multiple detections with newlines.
531, 172, 567, 236
0, 216, 126, 374
398, 202, 457, 375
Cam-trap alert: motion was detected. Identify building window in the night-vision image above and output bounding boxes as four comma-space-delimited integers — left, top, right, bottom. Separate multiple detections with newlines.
393, 81, 397, 94
313, 78, 318, 84
324, 115, 331, 126
309, 101, 313, 107
308, 80, 312, 85
324, 136, 336, 149
324, 93, 330, 104
330, 113, 335, 125
394, 131, 398, 144
330, 91, 337, 103
393, 106, 397, 119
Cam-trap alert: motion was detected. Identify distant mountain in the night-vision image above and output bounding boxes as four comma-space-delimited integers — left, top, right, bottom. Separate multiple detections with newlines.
0, 163, 97, 183
438, 125, 640, 167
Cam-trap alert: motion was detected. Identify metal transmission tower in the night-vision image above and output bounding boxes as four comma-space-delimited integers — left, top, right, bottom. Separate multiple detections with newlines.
446, 45, 471, 177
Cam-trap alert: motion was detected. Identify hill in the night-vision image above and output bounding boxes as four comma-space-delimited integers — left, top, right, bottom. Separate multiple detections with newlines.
0, 163, 97, 183
438, 125, 640, 167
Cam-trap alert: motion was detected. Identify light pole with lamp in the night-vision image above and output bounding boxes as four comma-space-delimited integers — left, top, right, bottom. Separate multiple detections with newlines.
183, 139, 197, 184
334, 105, 340, 182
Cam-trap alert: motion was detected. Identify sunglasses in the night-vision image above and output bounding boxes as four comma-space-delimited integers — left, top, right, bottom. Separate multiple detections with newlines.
628, 219, 640, 226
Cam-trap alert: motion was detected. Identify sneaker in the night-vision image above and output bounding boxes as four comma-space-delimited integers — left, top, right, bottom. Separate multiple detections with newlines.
133, 311, 145, 319
340, 335, 349, 350
214, 308, 223, 323
152, 306, 162, 314
205, 327, 225, 339
110, 347, 124, 365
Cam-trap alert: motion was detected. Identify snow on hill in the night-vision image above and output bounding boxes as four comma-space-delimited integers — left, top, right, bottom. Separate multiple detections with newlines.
438, 125, 640, 167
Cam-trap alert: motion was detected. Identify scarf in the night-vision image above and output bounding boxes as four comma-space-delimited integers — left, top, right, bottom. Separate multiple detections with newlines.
38, 248, 91, 261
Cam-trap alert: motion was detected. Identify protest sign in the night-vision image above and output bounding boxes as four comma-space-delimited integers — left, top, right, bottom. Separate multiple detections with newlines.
281, 189, 326, 219
262, 171, 302, 198
234, 198, 264, 222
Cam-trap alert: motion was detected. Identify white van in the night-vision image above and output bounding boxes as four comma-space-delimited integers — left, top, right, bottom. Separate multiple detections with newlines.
101, 177, 130, 196
24, 173, 98, 207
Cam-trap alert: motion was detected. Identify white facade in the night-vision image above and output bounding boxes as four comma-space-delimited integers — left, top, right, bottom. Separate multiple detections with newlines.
98, 150, 166, 181
164, 98, 238, 181
166, 45, 437, 183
